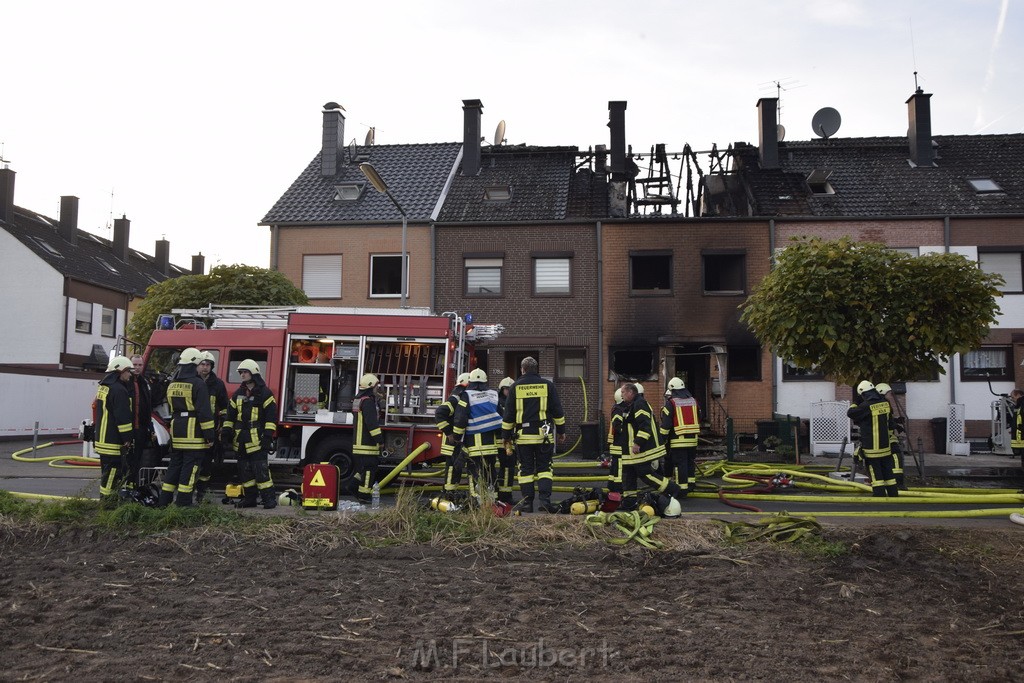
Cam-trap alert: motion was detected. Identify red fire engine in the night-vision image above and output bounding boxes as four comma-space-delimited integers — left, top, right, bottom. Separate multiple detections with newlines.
144, 305, 500, 487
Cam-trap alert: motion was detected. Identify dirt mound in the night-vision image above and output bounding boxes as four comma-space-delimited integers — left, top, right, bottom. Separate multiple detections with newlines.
1, 518, 1023, 681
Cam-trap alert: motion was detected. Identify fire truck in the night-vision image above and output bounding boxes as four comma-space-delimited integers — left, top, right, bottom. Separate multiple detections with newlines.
143, 305, 500, 487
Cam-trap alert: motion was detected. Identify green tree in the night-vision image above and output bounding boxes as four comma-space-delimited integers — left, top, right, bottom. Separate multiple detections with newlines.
739, 237, 1002, 386
126, 264, 309, 346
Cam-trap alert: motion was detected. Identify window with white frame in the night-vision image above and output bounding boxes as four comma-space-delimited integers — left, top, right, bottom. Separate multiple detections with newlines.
979, 252, 1023, 293
370, 254, 406, 298
464, 257, 503, 296
75, 301, 93, 334
101, 307, 116, 337
302, 254, 342, 299
557, 349, 586, 379
961, 346, 1013, 381
533, 257, 571, 296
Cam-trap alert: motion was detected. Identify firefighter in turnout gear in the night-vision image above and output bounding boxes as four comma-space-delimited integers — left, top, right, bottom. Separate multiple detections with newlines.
223, 359, 279, 508
605, 388, 628, 503
93, 356, 135, 506
875, 383, 906, 490
352, 373, 384, 504
495, 377, 517, 504
195, 351, 229, 504
1010, 389, 1024, 468
660, 377, 700, 495
451, 368, 502, 503
847, 380, 897, 497
436, 372, 470, 499
501, 357, 566, 513
158, 347, 215, 507
620, 382, 686, 510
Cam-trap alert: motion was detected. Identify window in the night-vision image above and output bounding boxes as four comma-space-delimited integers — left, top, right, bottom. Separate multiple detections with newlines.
95, 257, 120, 274
727, 346, 761, 381
782, 360, 824, 381
100, 307, 116, 337
75, 301, 93, 334
968, 178, 1003, 194
806, 169, 835, 195
370, 254, 406, 298
533, 257, 570, 296
464, 257, 503, 296
557, 349, 586, 379
483, 186, 512, 202
979, 252, 1022, 293
961, 347, 1012, 381
334, 182, 366, 201
505, 350, 540, 380
227, 349, 269, 382
703, 252, 746, 294
302, 254, 342, 299
30, 236, 63, 258
630, 252, 672, 293
891, 247, 919, 257
609, 346, 657, 381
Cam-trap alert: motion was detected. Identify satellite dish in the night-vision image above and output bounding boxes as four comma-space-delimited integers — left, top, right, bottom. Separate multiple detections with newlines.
494, 120, 506, 146
777, 124, 786, 142
364, 127, 375, 146
811, 107, 842, 139
347, 139, 357, 161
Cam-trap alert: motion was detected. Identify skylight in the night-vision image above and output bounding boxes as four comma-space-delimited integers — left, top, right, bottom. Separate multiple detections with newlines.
483, 185, 512, 202
95, 257, 120, 274
334, 182, 366, 201
29, 236, 63, 258
806, 169, 835, 195
968, 178, 1003, 194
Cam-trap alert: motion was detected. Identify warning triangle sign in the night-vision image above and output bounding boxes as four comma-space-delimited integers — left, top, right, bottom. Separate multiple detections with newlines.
309, 470, 326, 488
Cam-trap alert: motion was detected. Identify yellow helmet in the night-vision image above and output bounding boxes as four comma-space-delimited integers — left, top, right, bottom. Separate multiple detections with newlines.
468, 368, 488, 383
667, 377, 685, 391
875, 382, 892, 395
634, 383, 644, 395
359, 373, 379, 389
457, 372, 471, 386
499, 376, 515, 390
237, 359, 261, 375
106, 355, 133, 372
613, 388, 623, 404
179, 347, 203, 365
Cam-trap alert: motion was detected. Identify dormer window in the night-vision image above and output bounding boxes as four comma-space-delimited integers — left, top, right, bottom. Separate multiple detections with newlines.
483, 185, 512, 202
334, 182, 366, 201
968, 178, 1003, 194
806, 169, 835, 195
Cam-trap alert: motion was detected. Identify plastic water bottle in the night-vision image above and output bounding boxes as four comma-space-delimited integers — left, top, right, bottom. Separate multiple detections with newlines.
371, 482, 380, 510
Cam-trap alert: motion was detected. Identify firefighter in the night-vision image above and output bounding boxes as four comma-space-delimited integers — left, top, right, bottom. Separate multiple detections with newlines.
128, 353, 154, 489
195, 351, 229, 504
436, 372, 470, 500
501, 356, 566, 513
620, 382, 685, 511
352, 373, 384, 505
93, 356, 135, 507
158, 347, 215, 507
660, 377, 700, 496
875, 382, 906, 490
451, 368, 501, 503
495, 376, 516, 504
223, 359, 279, 509
847, 380, 897, 497
605, 388, 627, 508
1010, 389, 1024, 469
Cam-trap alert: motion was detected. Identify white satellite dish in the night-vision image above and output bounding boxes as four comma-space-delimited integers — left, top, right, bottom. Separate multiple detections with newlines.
811, 107, 842, 139
364, 127, 375, 146
777, 124, 786, 142
347, 139, 357, 160
494, 120, 506, 146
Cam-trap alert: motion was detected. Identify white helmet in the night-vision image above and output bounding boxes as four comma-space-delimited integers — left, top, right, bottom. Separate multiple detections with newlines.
875, 382, 892, 395
199, 351, 215, 365
456, 372, 471, 386
468, 368, 488, 383
237, 359, 262, 375
359, 373, 380, 389
179, 347, 203, 365
634, 383, 644, 395
663, 497, 682, 518
106, 355, 133, 373
613, 388, 623, 404
667, 377, 685, 391
499, 377, 515, 390
856, 380, 875, 396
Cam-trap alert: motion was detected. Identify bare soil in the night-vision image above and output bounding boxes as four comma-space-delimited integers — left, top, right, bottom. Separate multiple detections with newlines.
1, 516, 1023, 682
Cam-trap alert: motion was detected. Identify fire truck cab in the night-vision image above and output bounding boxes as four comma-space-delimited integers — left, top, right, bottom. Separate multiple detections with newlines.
144, 306, 497, 487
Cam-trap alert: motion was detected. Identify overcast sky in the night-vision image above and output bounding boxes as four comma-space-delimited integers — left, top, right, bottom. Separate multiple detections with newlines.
3, 1, 1020, 271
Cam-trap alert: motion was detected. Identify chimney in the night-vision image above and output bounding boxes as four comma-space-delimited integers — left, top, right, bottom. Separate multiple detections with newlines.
608, 101, 627, 179
907, 89, 934, 167
0, 168, 14, 223
462, 99, 483, 176
57, 196, 79, 245
154, 238, 170, 277
594, 144, 608, 180
320, 102, 346, 177
112, 214, 130, 261
757, 98, 779, 170
191, 252, 205, 275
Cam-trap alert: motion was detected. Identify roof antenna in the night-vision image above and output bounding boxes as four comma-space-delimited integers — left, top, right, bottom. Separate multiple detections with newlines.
910, 18, 922, 93
0, 142, 9, 168
106, 188, 115, 233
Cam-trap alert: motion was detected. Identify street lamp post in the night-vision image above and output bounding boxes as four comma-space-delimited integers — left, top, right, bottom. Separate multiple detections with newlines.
359, 162, 408, 309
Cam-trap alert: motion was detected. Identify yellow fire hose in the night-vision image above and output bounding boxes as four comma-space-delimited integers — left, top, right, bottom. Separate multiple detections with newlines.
585, 509, 662, 549
11, 441, 97, 469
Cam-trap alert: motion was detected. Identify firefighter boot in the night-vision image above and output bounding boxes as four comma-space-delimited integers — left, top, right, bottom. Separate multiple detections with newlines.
194, 481, 208, 505
175, 491, 194, 507
156, 488, 175, 508
537, 480, 558, 513
235, 486, 259, 508
260, 487, 278, 509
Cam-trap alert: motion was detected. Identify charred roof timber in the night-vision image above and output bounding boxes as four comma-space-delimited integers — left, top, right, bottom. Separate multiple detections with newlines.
462, 99, 483, 176
321, 102, 346, 177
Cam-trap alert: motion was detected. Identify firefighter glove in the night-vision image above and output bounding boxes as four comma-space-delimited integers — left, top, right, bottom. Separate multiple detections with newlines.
221, 429, 234, 448
261, 435, 275, 453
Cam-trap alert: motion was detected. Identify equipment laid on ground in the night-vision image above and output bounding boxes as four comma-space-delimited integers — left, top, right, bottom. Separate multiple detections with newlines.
302, 463, 340, 510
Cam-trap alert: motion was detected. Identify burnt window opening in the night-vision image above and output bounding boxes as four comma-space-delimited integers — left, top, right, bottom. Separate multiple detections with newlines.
703, 253, 746, 295
610, 347, 657, 381
726, 346, 761, 381
630, 253, 671, 292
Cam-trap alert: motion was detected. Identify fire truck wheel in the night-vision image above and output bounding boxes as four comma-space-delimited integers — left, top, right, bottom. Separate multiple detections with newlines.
308, 435, 355, 492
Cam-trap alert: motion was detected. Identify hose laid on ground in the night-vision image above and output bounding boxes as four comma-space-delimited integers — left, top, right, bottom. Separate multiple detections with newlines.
585, 509, 662, 549
686, 507, 1024, 519
718, 513, 822, 543
11, 441, 97, 469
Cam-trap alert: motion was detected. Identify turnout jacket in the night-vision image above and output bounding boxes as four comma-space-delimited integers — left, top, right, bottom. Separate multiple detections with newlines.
225, 375, 277, 455
1012, 395, 1024, 450
204, 371, 230, 429
93, 371, 134, 457
660, 389, 701, 449
847, 391, 892, 458
623, 395, 665, 463
500, 372, 566, 445
130, 373, 153, 437
352, 388, 384, 456
607, 402, 629, 457
167, 364, 215, 451
453, 384, 502, 457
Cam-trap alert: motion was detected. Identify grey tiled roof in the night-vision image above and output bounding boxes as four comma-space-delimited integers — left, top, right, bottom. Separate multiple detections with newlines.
437, 146, 576, 222
2, 208, 190, 296
734, 134, 1024, 217
262, 143, 462, 225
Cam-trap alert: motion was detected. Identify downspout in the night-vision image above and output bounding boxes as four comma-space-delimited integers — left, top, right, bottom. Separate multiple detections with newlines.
769, 218, 778, 413
270, 225, 279, 271
945, 215, 955, 406
61, 279, 70, 369
430, 222, 436, 312
596, 220, 603, 422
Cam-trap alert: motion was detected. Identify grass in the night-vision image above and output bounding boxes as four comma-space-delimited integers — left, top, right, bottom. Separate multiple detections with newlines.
791, 534, 850, 560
